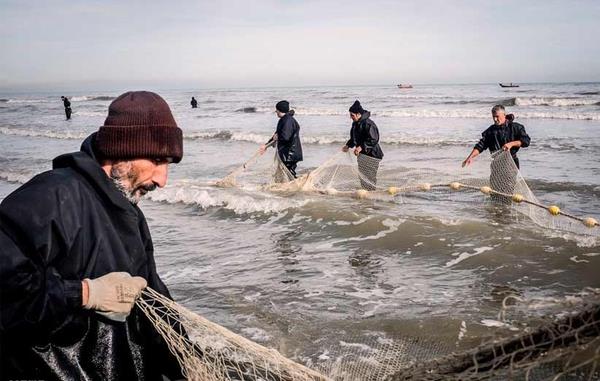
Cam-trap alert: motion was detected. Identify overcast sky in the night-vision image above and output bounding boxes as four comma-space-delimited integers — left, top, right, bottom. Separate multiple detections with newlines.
1, 0, 599, 90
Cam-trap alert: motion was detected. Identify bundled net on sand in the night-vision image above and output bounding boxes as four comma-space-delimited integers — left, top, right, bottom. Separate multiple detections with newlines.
136, 287, 600, 380
216, 148, 599, 237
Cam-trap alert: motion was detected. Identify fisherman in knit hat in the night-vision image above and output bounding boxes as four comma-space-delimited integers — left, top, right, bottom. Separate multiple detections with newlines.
259, 100, 303, 178
343, 100, 384, 190
0, 91, 184, 380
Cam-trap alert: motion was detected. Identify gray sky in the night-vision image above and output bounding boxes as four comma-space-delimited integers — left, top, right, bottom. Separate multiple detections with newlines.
1, 0, 599, 90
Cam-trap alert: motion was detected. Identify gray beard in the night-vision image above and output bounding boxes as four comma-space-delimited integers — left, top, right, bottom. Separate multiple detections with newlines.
110, 176, 140, 205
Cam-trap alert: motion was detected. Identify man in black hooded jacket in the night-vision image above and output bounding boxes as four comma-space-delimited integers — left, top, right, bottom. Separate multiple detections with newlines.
260, 100, 303, 178
0, 91, 184, 380
462, 104, 531, 202
342, 100, 383, 190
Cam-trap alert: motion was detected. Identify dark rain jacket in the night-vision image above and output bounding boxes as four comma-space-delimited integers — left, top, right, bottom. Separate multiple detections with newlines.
474, 120, 530, 168
346, 111, 384, 159
0, 134, 182, 381
268, 111, 303, 163
63, 98, 71, 109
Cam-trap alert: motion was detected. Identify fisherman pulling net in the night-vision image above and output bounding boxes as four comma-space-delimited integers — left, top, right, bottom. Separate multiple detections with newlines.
136, 286, 600, 380
215, 146, 599, 237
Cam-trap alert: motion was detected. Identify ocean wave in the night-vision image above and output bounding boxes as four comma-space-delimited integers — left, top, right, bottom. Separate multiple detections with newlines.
0, 127, 88, 139
0, 99, 8, 103
226, 106, 600, 120
148, 184, 310, 214
507, 97, 600, 107
70, 95, 116, 102
6, 99, 46, 104
0, 170, 31, 184
576, 91, 600, 96
183, 130, 600, 149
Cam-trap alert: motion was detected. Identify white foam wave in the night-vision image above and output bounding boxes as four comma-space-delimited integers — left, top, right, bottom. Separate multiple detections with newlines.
147, 184, 310, 214
184, 130, 467, 146
70, 95, 116, 102
514, 97, 600, 107
239, 106, 600, 120
5, 99, 47, 104
445, 246, 495, 267
330, 218, 404, 243
0, 127, 88, 140
0, 170, 32, 184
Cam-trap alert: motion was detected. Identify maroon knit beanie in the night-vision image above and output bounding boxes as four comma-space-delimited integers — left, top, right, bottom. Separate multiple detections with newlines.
96, 91, 183, 163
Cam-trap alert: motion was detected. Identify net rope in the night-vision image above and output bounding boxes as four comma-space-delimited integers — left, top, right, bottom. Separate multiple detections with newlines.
216, 148, 599, 237
136, 288, 600, 381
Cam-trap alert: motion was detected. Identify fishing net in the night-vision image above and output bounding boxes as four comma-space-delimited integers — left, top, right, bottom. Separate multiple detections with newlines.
216, 145, 295, 189
136, 287, 600, 381
217, 149, 599, 237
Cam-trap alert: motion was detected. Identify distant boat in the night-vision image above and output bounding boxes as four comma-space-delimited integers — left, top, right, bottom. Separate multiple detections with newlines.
397, 84, 413, 89
499, 83, 520, 88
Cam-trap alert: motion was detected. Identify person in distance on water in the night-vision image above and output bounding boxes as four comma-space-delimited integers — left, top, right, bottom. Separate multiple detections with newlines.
342, 100, 384, 190
61, 95, 72, 120
191, 96, 198, 108
259, 100, 303, 178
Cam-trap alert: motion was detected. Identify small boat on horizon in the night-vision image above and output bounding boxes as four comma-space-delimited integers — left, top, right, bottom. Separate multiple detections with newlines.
397, 84, 413, 89
499, 83, 520, 88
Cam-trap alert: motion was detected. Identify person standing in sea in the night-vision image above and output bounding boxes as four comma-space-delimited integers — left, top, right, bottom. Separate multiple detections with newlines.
462, 104, 531, 202
342, 100, 384, 190
259, 100, 303, 178
61, 96, 72, 120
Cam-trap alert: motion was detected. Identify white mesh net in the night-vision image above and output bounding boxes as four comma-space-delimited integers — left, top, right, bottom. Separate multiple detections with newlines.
136, 287, 600, 381
216, 149, 599, 237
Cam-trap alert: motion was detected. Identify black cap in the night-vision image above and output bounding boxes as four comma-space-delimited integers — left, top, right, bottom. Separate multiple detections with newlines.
276, 100, 290, 113
349, 100, 364, 114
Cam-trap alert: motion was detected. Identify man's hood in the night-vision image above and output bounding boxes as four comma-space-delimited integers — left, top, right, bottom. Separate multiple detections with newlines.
52, 133, 135, 212
359, 111, 371, 122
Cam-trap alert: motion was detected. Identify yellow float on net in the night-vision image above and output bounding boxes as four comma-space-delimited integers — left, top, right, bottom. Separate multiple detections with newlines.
583, 217, 598, 228
512, 193, 524, 203
388, 186, 399, 195
420, 183, 431, 191
548, 205, 561, 216
356, 189, 369, 199
480, 186, 492, 195
449, 182, 461, 190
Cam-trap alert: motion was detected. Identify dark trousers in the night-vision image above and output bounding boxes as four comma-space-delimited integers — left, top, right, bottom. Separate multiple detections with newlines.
284, 161, 298, 178
357, 154, 379, 191
65, 107, 72, 120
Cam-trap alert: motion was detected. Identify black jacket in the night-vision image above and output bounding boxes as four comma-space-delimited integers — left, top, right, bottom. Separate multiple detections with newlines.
346, 111, 384, 159
270, 112, 303, 163
474, 121, 530, 162
0, 134, 182, 381
63, 98, 71, 108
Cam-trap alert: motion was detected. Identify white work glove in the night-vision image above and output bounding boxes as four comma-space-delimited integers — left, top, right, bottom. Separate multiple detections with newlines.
83, 272, 147, 322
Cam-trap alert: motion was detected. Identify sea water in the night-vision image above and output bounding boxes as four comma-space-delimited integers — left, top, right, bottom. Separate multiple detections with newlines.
1, 83, 599, 364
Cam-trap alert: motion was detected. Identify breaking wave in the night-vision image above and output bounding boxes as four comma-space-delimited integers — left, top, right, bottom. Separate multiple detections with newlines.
70, 95, 116, 102
148, 183, 310, 215
503, 97, 600, 107
0, 170, 32, 184
0, 127, 89, 139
